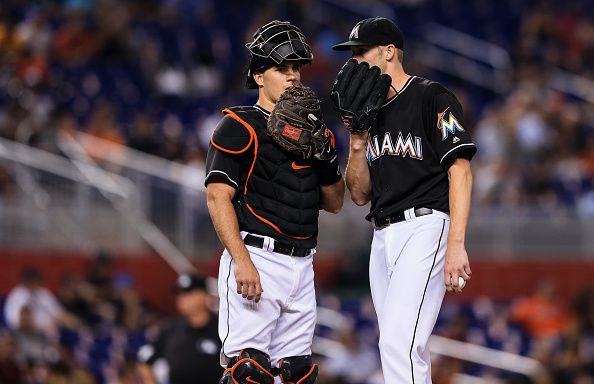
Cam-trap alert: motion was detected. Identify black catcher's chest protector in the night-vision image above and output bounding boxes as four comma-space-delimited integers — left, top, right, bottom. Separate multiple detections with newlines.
225, 106, 321, 248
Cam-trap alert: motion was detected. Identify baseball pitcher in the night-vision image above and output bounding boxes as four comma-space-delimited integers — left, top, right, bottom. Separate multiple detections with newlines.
332, 17, 477, 383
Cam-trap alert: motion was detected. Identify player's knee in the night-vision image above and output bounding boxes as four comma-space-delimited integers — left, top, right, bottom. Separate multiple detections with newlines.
278, 355, 318, 384
378, 336, 403, 358
220, 348, 275, 384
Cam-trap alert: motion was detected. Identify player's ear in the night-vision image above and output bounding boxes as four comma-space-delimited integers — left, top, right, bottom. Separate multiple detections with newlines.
385, 45, 396, 62
254, 72, 264, 88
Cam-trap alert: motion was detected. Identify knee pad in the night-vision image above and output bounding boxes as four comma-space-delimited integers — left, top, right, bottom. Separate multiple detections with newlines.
278, 355, 318, 384
220, 348, 275, 384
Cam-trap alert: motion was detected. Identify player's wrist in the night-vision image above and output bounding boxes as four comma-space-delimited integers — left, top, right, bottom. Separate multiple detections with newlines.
350, 135, 368, 151
232, 250, 254, 265
447, 237, 465, 246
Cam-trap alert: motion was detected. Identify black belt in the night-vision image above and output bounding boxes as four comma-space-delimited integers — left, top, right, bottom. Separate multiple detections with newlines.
243, 234, 313, 257
371, 208, 433, 229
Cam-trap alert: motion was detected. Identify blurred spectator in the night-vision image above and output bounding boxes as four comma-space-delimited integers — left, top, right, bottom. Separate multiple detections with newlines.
320, 320, 381, 384
46, 344, 95, 384
84, 251, 120, 325
127, 112, 160, 156
189, 49, 223, 96
115, 354, 143, 384
115, 272, 144, 332
52, 8, 99, 66
554, 286, 594, 382
510, 279, 573, 340
4, 268, 78, 338
57, 272, 100, 327
15, 47, 48, 88
158, 114, 185, 162
85, 102, 125, 145
0, 331, 25, 383
431, 314, 471, 383
13, 9, 52, 58
83, 251, 146, 329
13, 306, 56, 367
137, 273, 222, 383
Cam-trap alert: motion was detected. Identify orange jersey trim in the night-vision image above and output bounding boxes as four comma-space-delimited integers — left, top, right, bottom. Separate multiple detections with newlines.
220, 109, 259, 195
223, 109, 312, 240
246, 203, 312, 240
209, 109, 255, 154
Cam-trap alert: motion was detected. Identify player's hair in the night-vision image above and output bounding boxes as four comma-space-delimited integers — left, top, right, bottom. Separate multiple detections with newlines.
397, 48, 404, 63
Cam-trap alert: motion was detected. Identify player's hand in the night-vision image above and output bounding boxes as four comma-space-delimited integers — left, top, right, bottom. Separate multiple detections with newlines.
444, 241, 471, 293
234, 258, 263, 302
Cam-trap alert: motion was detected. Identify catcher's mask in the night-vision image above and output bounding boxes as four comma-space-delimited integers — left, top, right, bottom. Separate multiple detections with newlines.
245, 20, 314, 89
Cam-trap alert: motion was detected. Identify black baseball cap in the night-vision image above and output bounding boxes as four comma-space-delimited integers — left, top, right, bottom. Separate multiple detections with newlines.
176, 273, 207, 293
332, 17, 404, 51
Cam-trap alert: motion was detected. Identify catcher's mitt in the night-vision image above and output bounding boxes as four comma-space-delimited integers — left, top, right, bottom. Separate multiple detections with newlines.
267, 84, 332, 160
331, 59, 392, 133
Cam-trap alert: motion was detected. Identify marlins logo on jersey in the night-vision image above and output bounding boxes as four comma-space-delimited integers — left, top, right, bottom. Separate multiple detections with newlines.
366, 132, 423, 162
437, 107, 464, 142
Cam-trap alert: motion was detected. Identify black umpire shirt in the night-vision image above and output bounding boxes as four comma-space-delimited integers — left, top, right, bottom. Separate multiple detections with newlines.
366, 76, 477, 222
138, 315, 222, 383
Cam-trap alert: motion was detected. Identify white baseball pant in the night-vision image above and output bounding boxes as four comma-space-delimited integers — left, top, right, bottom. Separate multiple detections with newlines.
369, 208, 450, 383
218, 232, 317, 382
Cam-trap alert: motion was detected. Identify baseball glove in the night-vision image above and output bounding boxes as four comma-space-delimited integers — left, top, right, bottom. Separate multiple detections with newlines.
267, 84, 332, 160
331, 59, 392, 133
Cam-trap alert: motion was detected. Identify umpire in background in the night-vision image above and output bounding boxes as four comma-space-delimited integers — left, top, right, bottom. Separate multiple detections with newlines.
137, 273, 222, 383
331, 17, 477, 383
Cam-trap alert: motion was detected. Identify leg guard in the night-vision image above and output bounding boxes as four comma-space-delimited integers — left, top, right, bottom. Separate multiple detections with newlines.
219, 348, 275, 384
278, 355, 318, 384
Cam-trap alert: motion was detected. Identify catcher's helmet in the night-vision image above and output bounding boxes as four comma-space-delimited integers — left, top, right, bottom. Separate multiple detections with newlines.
245, 20, 314, 89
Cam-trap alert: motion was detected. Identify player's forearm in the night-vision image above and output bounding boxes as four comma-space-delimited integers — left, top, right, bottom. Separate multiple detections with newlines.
206, 188, 252, 265
447, 159, 473, 244
346, 134, 371, 205
320, 178, 345, 213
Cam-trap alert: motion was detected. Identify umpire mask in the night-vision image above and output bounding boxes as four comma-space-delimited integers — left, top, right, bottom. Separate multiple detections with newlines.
245, 20, 314, 89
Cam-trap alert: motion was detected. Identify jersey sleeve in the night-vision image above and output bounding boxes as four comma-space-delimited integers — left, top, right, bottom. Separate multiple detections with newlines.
425, 85, 477, 165
137, 323, 166, 365
204, 115, 253, 189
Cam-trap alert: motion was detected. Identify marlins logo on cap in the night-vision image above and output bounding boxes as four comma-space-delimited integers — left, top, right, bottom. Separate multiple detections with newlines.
333, 17, 404, 51
349, 23, 361, 39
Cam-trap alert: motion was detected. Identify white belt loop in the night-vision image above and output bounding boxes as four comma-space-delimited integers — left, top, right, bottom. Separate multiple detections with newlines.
264, 237, 273, 252
404, 208, 415, 220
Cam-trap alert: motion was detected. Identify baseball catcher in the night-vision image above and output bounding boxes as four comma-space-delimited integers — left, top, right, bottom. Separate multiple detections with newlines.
205, 19, 345, 384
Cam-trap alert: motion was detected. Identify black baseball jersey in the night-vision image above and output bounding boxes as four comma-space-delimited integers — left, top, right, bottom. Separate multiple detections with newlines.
137, 315, 222, 383
366, 76, 476, 222
205, 105, 341, 248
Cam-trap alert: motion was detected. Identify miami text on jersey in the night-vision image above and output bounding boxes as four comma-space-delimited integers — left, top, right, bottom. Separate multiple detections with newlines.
437, 107, 464, 141
366, 132, 423, 162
